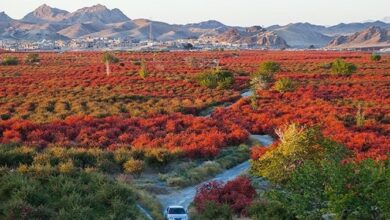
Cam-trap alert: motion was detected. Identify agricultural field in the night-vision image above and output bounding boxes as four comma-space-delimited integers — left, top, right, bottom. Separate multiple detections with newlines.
0, 50, 389, 219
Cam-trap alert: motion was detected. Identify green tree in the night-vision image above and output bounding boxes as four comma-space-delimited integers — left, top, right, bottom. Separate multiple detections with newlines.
331, 59, 357, 76
251, 124, 390, 220
250, 124, 327, 184
267, 156, 390, 220
250, 61, 281, 90
102, 52, 119, 76
325, 159, 390, 219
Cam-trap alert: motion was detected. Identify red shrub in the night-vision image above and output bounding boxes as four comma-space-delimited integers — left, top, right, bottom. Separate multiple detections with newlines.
194, 176, 256, 216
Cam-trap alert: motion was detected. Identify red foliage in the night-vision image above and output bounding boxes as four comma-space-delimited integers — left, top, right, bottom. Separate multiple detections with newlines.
211, 51, 390, 161
194, 176, 256, 215
0, 113, 248, 158
251, 146, 269, 160
0, 50, 389, 161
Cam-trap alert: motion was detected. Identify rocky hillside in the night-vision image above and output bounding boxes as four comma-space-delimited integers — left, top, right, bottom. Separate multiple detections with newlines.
207, 26, 288, 48
327, 26, 390, 49
268, 23, 331, 48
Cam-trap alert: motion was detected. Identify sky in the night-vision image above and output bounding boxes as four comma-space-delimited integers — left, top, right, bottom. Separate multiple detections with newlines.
0, 0, 389, 26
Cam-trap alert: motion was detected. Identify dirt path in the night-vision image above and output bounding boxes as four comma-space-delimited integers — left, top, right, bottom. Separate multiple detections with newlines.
156, 134, 273, 209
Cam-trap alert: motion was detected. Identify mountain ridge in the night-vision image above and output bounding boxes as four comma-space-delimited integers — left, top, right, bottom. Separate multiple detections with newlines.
1, 4, 390, 49
327, 26, 390, 48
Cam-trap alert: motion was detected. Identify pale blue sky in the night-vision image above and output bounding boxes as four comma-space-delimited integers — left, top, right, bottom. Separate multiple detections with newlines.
1, 0, 389, 26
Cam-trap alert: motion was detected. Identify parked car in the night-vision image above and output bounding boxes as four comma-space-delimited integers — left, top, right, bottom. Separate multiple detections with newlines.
164, 205, 188, 220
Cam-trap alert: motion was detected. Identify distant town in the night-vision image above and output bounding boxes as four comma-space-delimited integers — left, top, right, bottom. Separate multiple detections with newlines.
0, 37, 267, 52
2, 37, 390, 52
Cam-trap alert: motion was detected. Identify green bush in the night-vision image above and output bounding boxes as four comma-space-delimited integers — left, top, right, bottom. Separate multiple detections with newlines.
259, 61, 281, 74
0, 113, 11, 120
274, 78, 296, 93
123, 159, 145, 176
1, 56, 19, 65
70, 151, 97, 168
0, 146, 35, 167
144, 148, 173, 166
0, 171, 142, 219
248, 200, 295, 220
192, 201, 233, 220
331, 59, 357, 76
196, 69, 234, 89
138, 60, 149, 79
371, 54, 381, 62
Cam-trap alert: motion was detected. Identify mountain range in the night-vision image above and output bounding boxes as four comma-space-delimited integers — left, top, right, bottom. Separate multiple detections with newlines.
1, 4, 390, 49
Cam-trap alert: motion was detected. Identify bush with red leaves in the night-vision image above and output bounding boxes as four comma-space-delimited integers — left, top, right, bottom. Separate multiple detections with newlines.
0, 113, 248, 158
194, 176, 256, 216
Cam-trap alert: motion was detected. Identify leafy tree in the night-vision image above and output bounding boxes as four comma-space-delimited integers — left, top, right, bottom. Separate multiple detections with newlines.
331, 59, 357, 76
250, 122, 389, 219
2, 56, 18, 65
250, 124, 327, 184
325, 159, 390, 219
102, 52, 119, 76
250, 61, 281, 90
355, 103, 365, 127
266, 155, 390, 219
274, 78, 296, 93
25, 53, 40, 64
371, 53, 381, 62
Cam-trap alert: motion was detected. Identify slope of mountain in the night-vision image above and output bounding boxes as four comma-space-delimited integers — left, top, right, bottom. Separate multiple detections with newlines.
0, 12, 13, 23
206, 26, 289, 48
22, 4, 69, 24
268, 23, 331, 48
327, 26, 390, 48
0, 12, 13, 34
184, 20, 226, 29
58, 23, 100, 38
323, 21, 390, 36
62, 4, 130, 25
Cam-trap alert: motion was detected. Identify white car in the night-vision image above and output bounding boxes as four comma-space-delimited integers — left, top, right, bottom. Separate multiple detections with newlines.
164, 205, 189, 220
